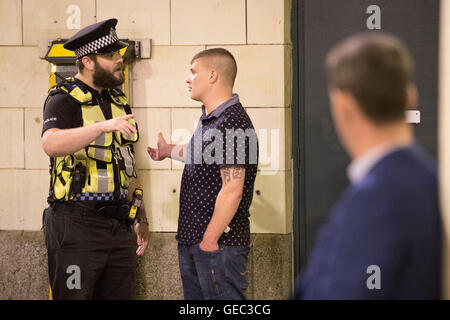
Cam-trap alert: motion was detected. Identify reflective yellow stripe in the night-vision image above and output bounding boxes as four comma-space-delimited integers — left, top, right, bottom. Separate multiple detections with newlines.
50, 78, 138, 197
118, 146, 135, 177
70, 86, 92, 104
49, 73, 56, 88
86, 146, 112, 163
111, 103, 138, 143
52, 155, 75, 201
84, 158, 114, 194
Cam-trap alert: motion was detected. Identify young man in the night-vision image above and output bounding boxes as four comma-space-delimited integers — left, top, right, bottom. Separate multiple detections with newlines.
294, 32, 441, 299
41, 19, 149, 299
148, 48, 259, 300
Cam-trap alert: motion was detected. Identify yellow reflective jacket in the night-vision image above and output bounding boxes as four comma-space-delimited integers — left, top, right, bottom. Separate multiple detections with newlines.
46, 78, 139, 201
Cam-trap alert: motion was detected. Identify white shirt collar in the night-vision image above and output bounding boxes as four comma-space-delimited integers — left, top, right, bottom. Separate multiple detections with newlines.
347, 141, 412, 185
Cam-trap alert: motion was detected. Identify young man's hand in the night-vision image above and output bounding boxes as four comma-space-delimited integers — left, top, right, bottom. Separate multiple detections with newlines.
147, 132, 171, 161
199, 239, 219, 252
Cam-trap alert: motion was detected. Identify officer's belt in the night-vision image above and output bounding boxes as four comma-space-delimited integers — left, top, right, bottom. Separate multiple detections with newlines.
74, 190, 128, 201
52, 200, 130, 221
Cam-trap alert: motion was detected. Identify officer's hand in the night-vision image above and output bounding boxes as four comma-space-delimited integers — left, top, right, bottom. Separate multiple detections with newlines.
134, 221, 149, 256
102, 114, 136, 139
147, 132, 170, 161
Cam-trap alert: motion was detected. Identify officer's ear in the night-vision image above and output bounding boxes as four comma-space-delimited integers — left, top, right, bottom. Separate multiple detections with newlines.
81, 55, 96, 73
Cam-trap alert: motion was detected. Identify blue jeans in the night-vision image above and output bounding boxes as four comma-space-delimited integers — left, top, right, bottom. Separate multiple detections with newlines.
178, 243, 249, 300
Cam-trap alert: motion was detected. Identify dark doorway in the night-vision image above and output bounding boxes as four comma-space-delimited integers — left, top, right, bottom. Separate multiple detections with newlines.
291, 0, 440, 278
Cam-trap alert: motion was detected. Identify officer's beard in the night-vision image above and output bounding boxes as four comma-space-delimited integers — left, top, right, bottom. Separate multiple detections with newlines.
92, 61, 124, 88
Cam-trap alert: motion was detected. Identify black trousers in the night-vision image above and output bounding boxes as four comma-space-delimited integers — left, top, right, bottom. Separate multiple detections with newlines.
42, 201, 136, 300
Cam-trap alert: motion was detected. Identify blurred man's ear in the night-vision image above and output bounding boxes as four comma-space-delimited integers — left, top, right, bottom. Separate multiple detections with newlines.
329, 89, 341, 116
329, 89, 356, 123
406, 85, 419, 110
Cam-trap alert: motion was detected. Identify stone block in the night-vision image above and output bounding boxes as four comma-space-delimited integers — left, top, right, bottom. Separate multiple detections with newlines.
0, 47, 50, 108
251, 233, 293, 299
0, 109, 24, 168
171, 0, 246, 45
0, 170, 48, 231
171, 108, 202, 170
25, 108, 49, 169
0, 230, 292, 299
247, 0, 291, 44
208, 45, 290, 107
96, 0, 170, 45
133, 108, 171, 170
132, 46, 204, 107
137, 170, 182, 232
250, 170, 291, 234
0, 231, 49, 300
247, 107, 291, 173
0, 0, 22, 45
135, 233, 183, 299
22, 0, 96, 46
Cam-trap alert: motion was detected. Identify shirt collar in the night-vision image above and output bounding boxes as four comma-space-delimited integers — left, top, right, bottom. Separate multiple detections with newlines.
347, 140, 413, 185
201, 93, 240, 120
74, 77, 109, 96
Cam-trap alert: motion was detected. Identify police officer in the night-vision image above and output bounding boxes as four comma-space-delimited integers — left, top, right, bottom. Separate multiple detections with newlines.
41, 18, 149, 300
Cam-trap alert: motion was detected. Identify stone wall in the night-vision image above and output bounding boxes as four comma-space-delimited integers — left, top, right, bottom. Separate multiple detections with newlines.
0, 0, 293, 299
0, 231, 292, 300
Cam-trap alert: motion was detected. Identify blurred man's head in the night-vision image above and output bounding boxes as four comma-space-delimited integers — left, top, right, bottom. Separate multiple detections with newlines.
187, 48, 237, 102
325, 32, 417, 157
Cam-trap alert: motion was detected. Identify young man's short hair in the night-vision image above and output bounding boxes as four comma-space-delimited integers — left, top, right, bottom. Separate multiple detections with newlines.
191, 48, 238, 88
326, 32, 415, 124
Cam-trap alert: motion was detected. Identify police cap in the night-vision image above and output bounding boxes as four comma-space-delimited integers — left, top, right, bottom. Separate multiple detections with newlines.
64, 18, 128, 59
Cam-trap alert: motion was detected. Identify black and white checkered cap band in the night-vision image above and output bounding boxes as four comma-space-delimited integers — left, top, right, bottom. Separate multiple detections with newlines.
74, 28, 119, 58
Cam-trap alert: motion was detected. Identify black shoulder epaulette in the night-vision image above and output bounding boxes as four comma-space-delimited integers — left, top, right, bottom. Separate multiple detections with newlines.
46, 77, 94, 105
109, 87, 128, 106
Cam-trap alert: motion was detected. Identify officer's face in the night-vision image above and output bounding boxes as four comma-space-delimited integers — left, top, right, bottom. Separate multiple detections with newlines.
92, 51, 124, 88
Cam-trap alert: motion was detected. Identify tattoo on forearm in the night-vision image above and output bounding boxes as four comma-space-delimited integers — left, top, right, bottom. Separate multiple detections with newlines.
223, 168, 231, 184
232, 167, 243, 180
223, 166, 244, 184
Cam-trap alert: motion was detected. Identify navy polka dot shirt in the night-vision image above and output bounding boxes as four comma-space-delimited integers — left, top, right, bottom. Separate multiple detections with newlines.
177, 94, 259, 247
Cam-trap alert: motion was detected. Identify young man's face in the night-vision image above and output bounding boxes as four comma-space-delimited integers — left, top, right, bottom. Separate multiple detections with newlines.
186, 58, 210, 102
92, 50, 124, 88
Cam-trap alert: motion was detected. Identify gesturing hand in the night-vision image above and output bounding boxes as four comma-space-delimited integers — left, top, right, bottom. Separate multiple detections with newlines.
102, 114, 136, 139
134, 221, 149, 256
147, 132, 170, 161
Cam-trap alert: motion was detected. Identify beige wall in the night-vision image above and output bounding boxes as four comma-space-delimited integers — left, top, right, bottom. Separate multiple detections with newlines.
440, 0, 450, 300
0, 0, 293, 234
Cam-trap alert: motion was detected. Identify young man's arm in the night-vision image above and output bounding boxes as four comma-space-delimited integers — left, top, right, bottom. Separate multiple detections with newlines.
42, 114, 136, 157
147, 132, 187, 163
200, 166, 245, 251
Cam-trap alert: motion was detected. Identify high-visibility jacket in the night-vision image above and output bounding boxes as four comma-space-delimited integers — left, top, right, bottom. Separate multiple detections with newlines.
46, 78, 139, 201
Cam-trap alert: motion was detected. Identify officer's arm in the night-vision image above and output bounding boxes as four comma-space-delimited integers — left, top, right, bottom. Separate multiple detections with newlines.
200, 166, 245, 251
42, 114, 136, 157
